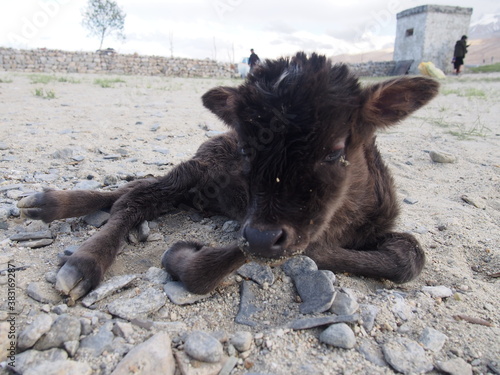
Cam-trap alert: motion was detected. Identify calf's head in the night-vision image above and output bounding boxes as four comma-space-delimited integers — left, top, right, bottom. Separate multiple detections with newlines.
203, 52, 438, 260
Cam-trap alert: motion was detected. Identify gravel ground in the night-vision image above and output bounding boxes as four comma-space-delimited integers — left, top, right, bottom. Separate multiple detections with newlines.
0, 71, 499, 375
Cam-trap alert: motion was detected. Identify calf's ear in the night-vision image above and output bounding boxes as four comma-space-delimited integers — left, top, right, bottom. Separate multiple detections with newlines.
361, 77, 439, 130
202, 86, 239, 126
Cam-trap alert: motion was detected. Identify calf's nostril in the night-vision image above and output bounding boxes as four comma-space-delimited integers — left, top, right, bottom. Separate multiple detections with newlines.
242, 225, 285, 258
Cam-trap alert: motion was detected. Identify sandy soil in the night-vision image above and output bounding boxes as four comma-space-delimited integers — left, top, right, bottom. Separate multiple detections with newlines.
0, 70, 499, 375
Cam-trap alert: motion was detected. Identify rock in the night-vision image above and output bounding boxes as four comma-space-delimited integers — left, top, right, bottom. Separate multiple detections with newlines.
222, 220, 240, 232
382, 337, 433, 374
33, 314, 81, 351
330, 288, 359, 316
359, 304, 379, 332
294, 270, 336, 314
112, 321, 135, 342
163, 281, 211, 305
175, 350, 225, 375
288, 314, 360, 330
461, 195, 486, 209
419, 327, 448, 352
83, 210, 110, 227
230, 331, 253, 352
145, 267, 172, 284
430, 150, 456, 163
10, 230, 53, 241
319, 323, 356, 349
435, 357, 473, 375
63, 340, 79, 357
237, 262, 275, 287
422, 285, 453, 298
17, 238, 54, 248
17, 313, 54, 351
357, 338, 387, 367
282, 255, 318, 277
51, 304, 68, 315
26, 282, 62, 304
14, 348, 68, 374
77, 323, 114, 356
235, 280, 259, 327
218, 356, 238, 375
107, 287, 166, 320
403, 196, 419, 205
206, 130, 225, 138
24, 359, 92, 375
73, 180, 101, 190
81, 274, 137, 307
391, 293, 413, 321
184, 331, 223, 363
111, 332, 175, 375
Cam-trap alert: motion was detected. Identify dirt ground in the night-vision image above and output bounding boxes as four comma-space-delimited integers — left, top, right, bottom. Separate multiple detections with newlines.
0, 69, 499, 375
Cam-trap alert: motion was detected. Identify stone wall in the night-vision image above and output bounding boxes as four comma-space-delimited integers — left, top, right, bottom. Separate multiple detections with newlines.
0, 47, 398, 78
0, 47, 237, 78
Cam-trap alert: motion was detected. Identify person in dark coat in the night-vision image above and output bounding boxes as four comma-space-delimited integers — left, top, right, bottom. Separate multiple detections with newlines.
249, 49, 260, 72
453, 35, 469, 75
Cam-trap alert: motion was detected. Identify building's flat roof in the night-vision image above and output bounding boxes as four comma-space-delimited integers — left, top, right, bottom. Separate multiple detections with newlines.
397, 4, 473, 19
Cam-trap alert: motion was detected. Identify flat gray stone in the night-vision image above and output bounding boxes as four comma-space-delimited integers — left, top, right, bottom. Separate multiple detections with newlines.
163, 281, 211, 305
382, 337, 433, 374
282, 255, 318, 277
111, 332, 175, 375
235, 281, 259, 327
289, 314, 360, 330
237, 262, 274, 286
294, 270, 336, 314
24, 359, 92, 375
419, 327, 448, 352
77, 324, 114, 356
17, 314, 54, 351
435, 358, 472, 375
145, 267, 172, 284
33, 314, 81, 351
107, 287, 166, 320
81, 274, 137, 307
330, 288, 359, 315
10, 230, 53, 241
26, 282, 62, 304
83, 210, 110, 228
357, 338, 387, 367
359, 304, 379, 333
422, 285, 453, 298
14, 349, 68, 374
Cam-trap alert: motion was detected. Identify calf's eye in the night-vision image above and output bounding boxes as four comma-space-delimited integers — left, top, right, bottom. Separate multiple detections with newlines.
325, 149, 344, 162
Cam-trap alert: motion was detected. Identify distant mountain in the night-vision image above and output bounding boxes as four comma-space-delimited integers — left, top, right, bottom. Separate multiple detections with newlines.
469, 13, 500, 39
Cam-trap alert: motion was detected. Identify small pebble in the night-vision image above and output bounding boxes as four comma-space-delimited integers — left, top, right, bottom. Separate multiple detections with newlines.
184, 331, 223, 363
319, 323, 356, 349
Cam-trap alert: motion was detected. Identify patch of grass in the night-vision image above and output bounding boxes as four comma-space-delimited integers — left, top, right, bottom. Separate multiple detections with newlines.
447, 115, 490, 139
57, 76, 81, 83
469, 63, 500, 73
94, 77, 126, 88
29, 74, 57, 84
440, 87, 486, 98
34, 87, 56, 99
0, 77, 13, 83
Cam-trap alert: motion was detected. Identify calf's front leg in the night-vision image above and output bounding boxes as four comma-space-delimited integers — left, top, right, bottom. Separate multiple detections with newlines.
55, 161, 206, 301
18, 178, 156, 222
309, 232, 425, 284
162, 242, 246, 294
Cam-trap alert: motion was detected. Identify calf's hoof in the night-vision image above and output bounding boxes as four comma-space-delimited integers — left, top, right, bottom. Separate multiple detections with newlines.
18, 190, 59, 223
56, 255, 103, 303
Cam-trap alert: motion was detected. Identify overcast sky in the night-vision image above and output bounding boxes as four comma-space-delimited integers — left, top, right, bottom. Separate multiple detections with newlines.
1, 0, 498, 62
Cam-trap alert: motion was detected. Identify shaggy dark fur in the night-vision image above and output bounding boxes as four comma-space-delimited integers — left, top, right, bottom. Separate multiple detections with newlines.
18, 52, 439, 301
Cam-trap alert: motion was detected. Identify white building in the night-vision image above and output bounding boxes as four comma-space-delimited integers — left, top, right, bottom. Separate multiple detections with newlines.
394, 5, 473, 74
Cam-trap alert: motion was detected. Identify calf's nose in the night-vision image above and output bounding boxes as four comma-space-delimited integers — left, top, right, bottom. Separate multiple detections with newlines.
242, 225, 285, 258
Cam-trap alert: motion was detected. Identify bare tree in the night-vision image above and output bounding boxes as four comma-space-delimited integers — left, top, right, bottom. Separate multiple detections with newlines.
82, 0, 126, 50
169, 31, 174, 58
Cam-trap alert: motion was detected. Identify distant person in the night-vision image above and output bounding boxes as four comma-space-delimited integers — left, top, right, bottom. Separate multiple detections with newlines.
249, 49, 260, 73
453, 35, 469, 75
